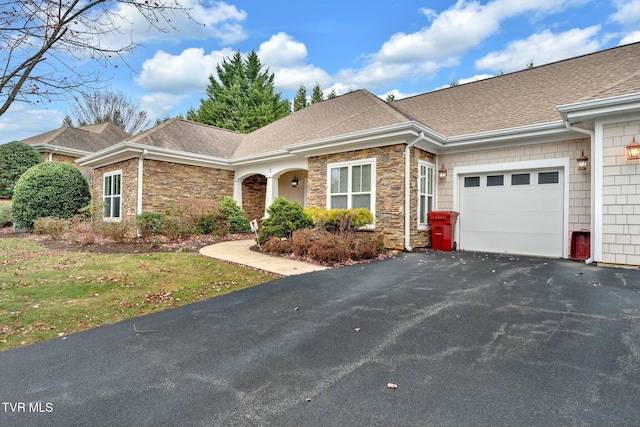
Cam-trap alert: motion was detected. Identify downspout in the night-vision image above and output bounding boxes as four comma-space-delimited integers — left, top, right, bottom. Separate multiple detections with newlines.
404, 132, 426, 251
48, 147, 57, 162
564, 121, 595, 264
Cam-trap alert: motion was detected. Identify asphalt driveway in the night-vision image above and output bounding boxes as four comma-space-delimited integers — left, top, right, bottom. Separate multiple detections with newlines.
1, 251, 639, 427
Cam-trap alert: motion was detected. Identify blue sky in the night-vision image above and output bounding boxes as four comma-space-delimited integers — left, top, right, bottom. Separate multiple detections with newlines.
2, 0, 640, 143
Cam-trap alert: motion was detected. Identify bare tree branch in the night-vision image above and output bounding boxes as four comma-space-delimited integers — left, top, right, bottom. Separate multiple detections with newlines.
70, 89, 150, 134
0, 0, 195, 117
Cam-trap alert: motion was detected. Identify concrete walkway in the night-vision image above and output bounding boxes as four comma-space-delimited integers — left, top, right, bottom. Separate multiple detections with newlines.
199, 239, 330, 276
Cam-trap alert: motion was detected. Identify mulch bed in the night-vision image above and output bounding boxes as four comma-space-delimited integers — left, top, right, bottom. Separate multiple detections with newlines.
0, 227, 250, 254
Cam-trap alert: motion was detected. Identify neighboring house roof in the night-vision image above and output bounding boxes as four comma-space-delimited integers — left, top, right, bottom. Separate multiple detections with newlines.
391, 42, 640, 137
22, 122, 131, 155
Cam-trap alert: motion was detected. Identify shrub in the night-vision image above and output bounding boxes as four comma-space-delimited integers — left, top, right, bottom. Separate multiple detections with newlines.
93, 219, 133, 243
12, 162, 91, 230
261, 229, 386, 266
137, 213, 164, 238
219, 196, 251, 234
261, 236, 291, 255
306, 232, 350, 265
0, 141, 43, 199
258, 198, 312, 244
304, 207, 374, 233
0, 203, 12, 227
33, 217, 71, 239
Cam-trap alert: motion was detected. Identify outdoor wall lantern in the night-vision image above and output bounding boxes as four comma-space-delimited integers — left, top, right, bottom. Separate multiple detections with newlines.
576, 150, 589, 170
291, 176, 299, 187
438, 164, 447, 179
626, 136, 640, 160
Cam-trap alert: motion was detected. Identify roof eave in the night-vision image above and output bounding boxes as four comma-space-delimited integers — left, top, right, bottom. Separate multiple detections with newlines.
285, 122, 441, 156
77, 142, 233, 169
30, 143, 92, 158
558, 92, 640, 127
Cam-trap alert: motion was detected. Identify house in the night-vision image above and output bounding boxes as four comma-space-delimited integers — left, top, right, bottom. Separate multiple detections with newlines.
22, 122, 131, 172
31, 42, 640, 267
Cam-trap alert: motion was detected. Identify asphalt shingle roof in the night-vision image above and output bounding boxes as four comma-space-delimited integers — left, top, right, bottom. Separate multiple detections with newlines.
128, 119, 242, 158
391, 42, 640, 136
22, 122, 130, 153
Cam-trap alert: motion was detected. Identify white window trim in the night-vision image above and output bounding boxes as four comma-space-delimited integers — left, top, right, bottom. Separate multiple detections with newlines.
417, 160, 435, 229
103, 170, 122, 222
326, 158, 376, 224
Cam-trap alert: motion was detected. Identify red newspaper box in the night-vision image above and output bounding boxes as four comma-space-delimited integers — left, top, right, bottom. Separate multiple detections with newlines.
428, 211, 459, 251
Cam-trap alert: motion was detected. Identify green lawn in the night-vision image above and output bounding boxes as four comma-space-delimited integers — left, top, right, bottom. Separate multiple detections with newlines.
0, 237, 276, 351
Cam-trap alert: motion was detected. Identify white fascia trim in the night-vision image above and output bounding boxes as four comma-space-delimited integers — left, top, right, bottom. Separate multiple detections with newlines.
558, 93, 640, 123
31, 143, 92, 158
452, 157, 571, 259
285, 122, 445, 156
77, 142, 233, 169
229, 150, 296, 166
439, 121, 571, 152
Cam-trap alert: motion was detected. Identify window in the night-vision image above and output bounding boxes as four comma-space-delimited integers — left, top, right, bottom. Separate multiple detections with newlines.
418, 161, 434, 225
328, 159, 375, 213
464, 176, 480, 187
538, 171, 559, 184
103, 171, 122, 220
487, 175, 504, 186
511, 173, 530, 185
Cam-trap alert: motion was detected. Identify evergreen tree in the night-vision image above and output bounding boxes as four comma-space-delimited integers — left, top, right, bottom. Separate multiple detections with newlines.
190, 50, 290, 133
327, 89, 337, 99
310, 83, 324, 104
293, 84, 308, 112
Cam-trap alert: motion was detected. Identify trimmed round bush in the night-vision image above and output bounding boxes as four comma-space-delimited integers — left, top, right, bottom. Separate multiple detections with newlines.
12, 162, 91, 229
0, 141, 43, 198
258, 197, 312, 244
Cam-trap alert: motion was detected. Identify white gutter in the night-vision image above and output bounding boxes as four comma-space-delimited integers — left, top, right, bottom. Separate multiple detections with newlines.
404, 132, 426, 251
564, 120, 595, 264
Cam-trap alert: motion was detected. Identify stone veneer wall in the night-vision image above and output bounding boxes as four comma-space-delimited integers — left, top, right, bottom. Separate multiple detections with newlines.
409, 148, 436, 248
142, 160, 235, 214
307, 144, 409, 249
602, 119, 640, 266
91, 159, 139, 221
437, 137, 591, 255
242, 174, 267, 222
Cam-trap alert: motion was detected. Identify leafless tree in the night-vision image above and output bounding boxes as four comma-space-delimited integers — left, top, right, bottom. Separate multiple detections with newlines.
69, 89, 150, 134
0, 0, 194, 117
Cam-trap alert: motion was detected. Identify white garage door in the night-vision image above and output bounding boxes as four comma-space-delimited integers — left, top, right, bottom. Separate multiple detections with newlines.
458, 169, 564, 257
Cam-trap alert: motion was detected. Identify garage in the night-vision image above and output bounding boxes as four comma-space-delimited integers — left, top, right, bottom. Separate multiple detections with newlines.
458, 168, 565, 257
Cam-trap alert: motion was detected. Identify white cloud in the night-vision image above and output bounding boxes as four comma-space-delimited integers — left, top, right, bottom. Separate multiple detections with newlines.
0, 104, 64, 143
610, 0, 640, 26
139, 93, 190, 122
257, 33, 330, 90
257, 32, 308, 66
475, 26, 602, 73
378, 89, 419, 101
330, 0, 590, 91
620, 30, 640, 44
84, 0, 247, 54
375, 0, 587, 64
136, 47, 236, 93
